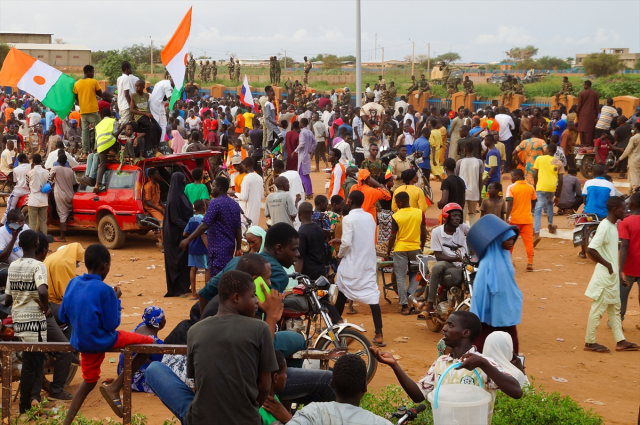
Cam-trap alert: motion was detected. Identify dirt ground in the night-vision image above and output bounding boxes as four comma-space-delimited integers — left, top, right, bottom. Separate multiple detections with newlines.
5, 168, 639, 424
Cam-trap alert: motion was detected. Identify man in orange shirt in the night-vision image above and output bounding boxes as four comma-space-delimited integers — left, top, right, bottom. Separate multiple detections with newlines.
235, 105, 246, 135
480, 110, 500, 133
349, 169, 391, 224
506, 168, 537, 271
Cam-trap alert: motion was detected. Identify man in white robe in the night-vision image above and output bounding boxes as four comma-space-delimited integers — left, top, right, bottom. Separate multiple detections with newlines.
333, 189, 385, 346
236, 157, 264, 226
149, 80, 174, 142
274, 159, 305, 230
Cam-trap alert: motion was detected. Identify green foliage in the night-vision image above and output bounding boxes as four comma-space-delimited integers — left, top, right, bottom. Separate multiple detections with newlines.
99, 50, 138, 85
485, 64, 501, 70
536, 56, 571, 70
338, 55, 357, 62
582, 52, 625, 78
506, 45, 539, 61
121, 43, 162, 67
515, 59, 540, 70
360, 383, 603, 425
634, 58, 640, 70
0, 43, 10, 70
320, 54, 341, 70
591, 75, 640, 98
91, 50, 109, 65
433, 52, 461, 64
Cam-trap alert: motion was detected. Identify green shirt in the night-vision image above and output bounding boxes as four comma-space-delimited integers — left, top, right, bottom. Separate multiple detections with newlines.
184, 182, 210, 205
259, 395, 280, 425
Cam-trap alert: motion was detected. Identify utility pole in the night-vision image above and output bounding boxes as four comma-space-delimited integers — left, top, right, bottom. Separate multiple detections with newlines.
284, 50, 287, 70
411, 41, 415, 76
381, 47, 385, 77
356, 0, 362, 107
375, 33, 377, 60
427, 43, 430, 78
150, 37, 154, 75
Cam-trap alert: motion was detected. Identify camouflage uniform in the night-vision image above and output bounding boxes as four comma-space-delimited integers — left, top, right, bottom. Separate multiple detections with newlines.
228, 58, 235, 81
512, 80, 524, 96
164, 68, 170, 80
203, 61, 211, 83
294, 83, 304, 105
341, 90, 352, 107
406, 78, 418, 97
555, 80, 573, 104
212, 61, 218, 82
235, 61, 241, 83
199, 61, 205, 81
275, 59, 281, 85
500, 79, 514, 105
303, 60, 312, 85
462, 79, 476, 104
388, 83, 397, 107
446, 79, 459, 100
187, 55, 197, 82
417, 77, 430, 100
440, 64, 451, 87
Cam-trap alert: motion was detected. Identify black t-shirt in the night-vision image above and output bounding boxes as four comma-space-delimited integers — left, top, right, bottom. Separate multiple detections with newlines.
441, 174, 466, 207
615, 123, 633, 150
298, 222, 327, 280
512, 117, 521, 139
186, 314, 278, 425
249, 128, 263, 157
457, 136, 483, 159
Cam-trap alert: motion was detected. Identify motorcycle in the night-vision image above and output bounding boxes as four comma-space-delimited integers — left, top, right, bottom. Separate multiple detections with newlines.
239, 215, 253, 253
392, 404, 427, 425
568, 213, 601, 251
379, 149, 433, 203
261, 145, 283, 198
281, 273, 378, 383
422, 242, 478, 333
575, 146, 618, 179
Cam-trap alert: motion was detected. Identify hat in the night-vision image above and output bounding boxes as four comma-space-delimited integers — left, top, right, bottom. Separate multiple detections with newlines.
69, 119, 78, 124
366, 91, 375, 100
142, 306, 165, 328
231, 155, 243, 165
357, 169, 370, 182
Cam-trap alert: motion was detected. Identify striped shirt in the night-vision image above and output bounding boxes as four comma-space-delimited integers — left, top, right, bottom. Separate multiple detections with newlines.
596, 105, 618, 130
5, 258, 48, 342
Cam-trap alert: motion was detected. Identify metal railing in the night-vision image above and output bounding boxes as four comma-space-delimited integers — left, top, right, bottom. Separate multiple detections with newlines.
0, 342, 186, 424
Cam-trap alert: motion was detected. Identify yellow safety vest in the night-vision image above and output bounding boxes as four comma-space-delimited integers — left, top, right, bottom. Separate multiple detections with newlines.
95, 117, 116, 153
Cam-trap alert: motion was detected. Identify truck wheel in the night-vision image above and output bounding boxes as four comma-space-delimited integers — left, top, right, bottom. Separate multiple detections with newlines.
98, 215, 126, 249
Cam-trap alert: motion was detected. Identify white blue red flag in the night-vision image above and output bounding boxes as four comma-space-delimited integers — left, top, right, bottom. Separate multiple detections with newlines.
240, 74, 254, 108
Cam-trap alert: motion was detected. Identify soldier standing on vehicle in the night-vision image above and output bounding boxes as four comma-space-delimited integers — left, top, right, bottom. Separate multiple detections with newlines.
417, 74, 430, 101
500, 75, 514, 106
463, 76, 476, 105
204, 61, 211, 83
269, 57, 275, 84
211, 61, 218, 82
228, 57, 235, 81
439, 61, 451, 87
235, 60, 241, 84
303, 56, 312, 86
406, 75, 418, 98
555, 76, 573, 105
275, 56, 282, 85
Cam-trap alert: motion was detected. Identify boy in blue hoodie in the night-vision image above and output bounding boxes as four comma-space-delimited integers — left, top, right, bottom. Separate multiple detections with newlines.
59, 244, 154, 423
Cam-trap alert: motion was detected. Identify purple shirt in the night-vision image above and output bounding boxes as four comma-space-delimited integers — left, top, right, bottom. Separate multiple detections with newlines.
202, 195, 241, 274
295, 127, 318, 175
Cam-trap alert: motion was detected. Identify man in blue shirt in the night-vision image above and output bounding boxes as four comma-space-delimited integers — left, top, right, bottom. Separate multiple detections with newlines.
551, 110, 567, 138
410, 127, 432, 188
469, 117, 483, 137
483, 134, 502, 185
44, 109, 55, 132
582, 164, 616, 219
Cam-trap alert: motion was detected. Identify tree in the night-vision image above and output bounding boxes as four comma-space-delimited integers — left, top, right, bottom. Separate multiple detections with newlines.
99, 50, 138, 85
308, 54, 324, 62
0, 43, 10, 70
92, 50, 109, 65
505, 45, 539, 61
566, 57, 574, 64
337, 55, 356, 62
433, 52, 461, 64
536, 56, 570, 70
53, 38, 67, 44
121, 43, 162, 66
582, 52, 625, 77
514, 59, 541, 70
320, 54, 341, 70
634, 58, 640, 70
277, 55, 295, 68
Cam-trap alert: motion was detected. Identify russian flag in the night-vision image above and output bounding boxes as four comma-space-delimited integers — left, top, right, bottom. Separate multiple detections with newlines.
240, 74, 254, 108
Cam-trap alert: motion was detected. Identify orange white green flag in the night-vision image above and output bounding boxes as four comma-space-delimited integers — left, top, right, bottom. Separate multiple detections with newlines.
161, 6, 192, 109
0, 47, 75, 117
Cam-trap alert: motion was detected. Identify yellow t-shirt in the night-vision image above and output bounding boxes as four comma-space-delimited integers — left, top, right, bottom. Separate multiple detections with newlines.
392, 207, 424, 252
495, 141, 506, 161
234, 172, 247, 193
73, 78, 101, 114
243, 112, 255, 129
532, 155, 565, 192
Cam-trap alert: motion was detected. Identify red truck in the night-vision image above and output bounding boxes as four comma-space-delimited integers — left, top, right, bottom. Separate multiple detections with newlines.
17, 151, 220, 249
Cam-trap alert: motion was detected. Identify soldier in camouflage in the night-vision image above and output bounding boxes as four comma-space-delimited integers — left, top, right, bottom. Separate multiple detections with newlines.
275, 57, 281, 85
199, 61, 205, 81
379, 84, 392, 109
406, 75, 418, 98
294, 81, 305, 105
462, 76, 476, 104
187, 53, 197, 82
417, 74, 430, 101
203, 61, 211, 83
388, 80, 397, 103
235, 60, 241, 83
439, 61, 451, 87
285, 78, 294, 102
212, 61, 217, 82
512, 78, 524, 96
228, 57, 235, 81
446, 78, 459, 100
555, 76, 573, 104
500, 75, 514, 106
303, 56, 312, 86
164, 67, 170, 80
341, 88, 352, 107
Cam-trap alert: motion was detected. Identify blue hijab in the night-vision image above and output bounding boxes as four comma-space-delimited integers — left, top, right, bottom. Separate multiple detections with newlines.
470, 228, 522, 327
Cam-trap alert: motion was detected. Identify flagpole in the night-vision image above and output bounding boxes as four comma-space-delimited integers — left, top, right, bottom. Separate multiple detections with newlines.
355, 0, 362, 108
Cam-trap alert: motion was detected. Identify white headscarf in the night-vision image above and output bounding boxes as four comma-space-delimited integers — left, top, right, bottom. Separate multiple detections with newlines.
482, 331, 529, 387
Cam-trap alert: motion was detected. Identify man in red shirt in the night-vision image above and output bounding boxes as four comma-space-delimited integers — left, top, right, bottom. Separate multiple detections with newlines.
620, 192, 640, 330
53, 115, 64, 136
235, 104, 245, 135
97, 99, 111, 118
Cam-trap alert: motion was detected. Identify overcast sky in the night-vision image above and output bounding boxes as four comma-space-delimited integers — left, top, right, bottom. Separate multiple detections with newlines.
1, 0, 639, 63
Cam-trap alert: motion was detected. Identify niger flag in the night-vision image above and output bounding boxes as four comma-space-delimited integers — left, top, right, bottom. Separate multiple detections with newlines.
161, 7, 192, 109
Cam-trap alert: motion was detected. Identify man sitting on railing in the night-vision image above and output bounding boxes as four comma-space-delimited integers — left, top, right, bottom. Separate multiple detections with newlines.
58, 244, 155, 422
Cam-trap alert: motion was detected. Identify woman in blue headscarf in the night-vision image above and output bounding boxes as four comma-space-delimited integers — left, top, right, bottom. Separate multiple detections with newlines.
468, 216, 523, 353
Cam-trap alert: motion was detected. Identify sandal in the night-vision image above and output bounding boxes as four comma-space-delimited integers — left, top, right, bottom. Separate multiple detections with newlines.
399, 307, 410, 316
346, 308, 358, 315
616, 343, 640, 352
99, 386, 123, 418
583, 343, 610, 353
578, 252, 587, 259
526, 264, 533, 272
370, 339, 386, 347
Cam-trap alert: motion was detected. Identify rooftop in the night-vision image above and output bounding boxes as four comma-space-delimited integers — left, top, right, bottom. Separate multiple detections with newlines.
9, 43, 91, 51
0, 31, 53, 35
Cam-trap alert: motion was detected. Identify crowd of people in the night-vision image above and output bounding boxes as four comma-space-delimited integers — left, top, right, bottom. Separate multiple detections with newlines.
0, 62, 639, 424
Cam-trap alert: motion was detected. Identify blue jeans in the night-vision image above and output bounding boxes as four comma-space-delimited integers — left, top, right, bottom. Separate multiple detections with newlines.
145, 362, 192, 425
276, 368, 335, 404
534, 191, 555, 233
86, 152, 99, 179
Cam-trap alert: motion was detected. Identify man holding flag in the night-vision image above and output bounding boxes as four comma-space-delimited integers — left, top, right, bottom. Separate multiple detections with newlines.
160, 7, 192, 113
149, 79, 174, 143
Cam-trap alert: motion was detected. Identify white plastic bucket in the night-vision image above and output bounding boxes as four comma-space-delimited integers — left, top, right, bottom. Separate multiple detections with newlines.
428, 384, 491, 425
427, 362, 491, 425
